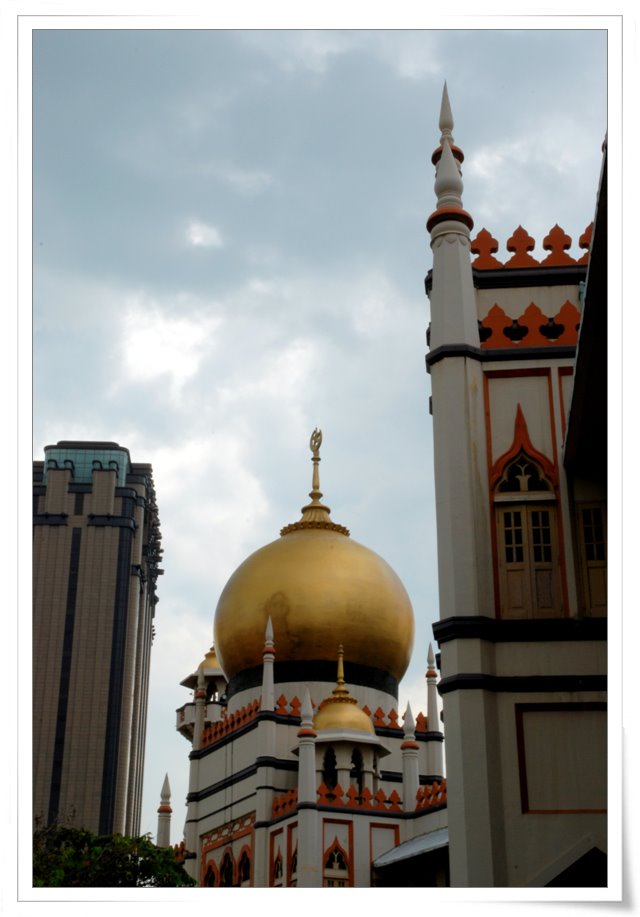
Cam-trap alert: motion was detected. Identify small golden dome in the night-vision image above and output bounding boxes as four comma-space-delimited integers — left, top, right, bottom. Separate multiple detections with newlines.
313, 647, 375, 734
198, 645, 222, 672
213, 431, 414, 686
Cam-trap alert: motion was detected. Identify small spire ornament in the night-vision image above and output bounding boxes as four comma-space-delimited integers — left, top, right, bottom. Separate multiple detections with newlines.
280, 428, 349, 536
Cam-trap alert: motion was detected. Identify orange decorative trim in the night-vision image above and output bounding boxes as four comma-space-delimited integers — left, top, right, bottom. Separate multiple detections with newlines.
471, 228, 504, 269
426, 206, 474, 233
415, 779, 448, 811
415, 712, 428, 734
272, 787, 298, 820
540, 224, 575, 266
489, 404, 557, 491
578, 222, 593, 264
201, 698, 260, 748
400, 740, 419, 750
317, 783, 408, 813
480, 299, 581, 349
157, 805, 172, 813
431, 143, 464, 165
471, 223, 592, 270
504, 225, 539, 267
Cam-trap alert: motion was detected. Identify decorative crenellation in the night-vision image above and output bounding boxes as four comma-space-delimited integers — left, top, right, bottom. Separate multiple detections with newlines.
471, 223, 592, 270
479, 300, 581, 349
275, 693, 303, 717
362, 705, 429, 733
271, 787, 299, 819
415, 780, 447, 811
317, 782, 403, 812
201, 812, 256, 849
201, 698, 261, 747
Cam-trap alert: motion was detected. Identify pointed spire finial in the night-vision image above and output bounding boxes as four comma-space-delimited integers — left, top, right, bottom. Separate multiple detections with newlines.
309, 427, 323, 500
160, 773, 171, 804
300, 687, 314, 728
403, 702, 416, 737
334, 644, 349, 698
439, 82, 454, 145
431, 81, 465, 168
280, 429, 350, 536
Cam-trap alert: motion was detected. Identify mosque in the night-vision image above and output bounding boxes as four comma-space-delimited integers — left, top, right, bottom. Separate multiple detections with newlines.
173, 428, 448, 887
169, 85, 608, 888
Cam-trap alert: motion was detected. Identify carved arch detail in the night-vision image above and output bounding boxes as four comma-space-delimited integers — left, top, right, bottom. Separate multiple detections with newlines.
490, 405, 557, 493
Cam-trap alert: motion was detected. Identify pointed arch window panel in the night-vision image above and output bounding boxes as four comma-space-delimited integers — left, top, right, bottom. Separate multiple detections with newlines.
492, 406, 563, 619
323, 839, 350, 887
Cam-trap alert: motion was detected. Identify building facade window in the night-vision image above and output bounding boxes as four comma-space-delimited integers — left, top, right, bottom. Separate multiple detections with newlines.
219, 850, 234, 887
288, 846, 298, 887
576, 502, 607, 616
238, 849, 251, 886
350, 748, 363, 795
322, 747, 338, 790
323, 842, 349, 887
493, 447, 562, 619
496, 504, 561, 618
272, 850, 283, 887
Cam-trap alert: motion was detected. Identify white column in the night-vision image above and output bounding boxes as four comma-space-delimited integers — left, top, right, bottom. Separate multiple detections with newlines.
426, 643, 444, 779
401, 704, 420, 836
254, 618, 277, 887
156, 773, 172, 847
297, 690, 321, 887
183, 670, 206, 881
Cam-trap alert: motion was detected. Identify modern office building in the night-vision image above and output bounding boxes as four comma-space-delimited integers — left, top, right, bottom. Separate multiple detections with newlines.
33, 441, 162, 836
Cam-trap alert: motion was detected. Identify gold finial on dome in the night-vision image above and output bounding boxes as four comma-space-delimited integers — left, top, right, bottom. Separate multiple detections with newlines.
313, 645, 375, 734
280, 428, 350, 536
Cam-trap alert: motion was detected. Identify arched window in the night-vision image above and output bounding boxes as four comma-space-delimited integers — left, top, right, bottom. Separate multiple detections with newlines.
322, 746, 337, 790
350, 747, 363, 795
272, 849, 284, 887
289, 845, 298, 887
219, 850, 234, 887
491, 408, 562, 619
238, 849, 251, 887
203, 863, 217, 887
323, 840, 349, 887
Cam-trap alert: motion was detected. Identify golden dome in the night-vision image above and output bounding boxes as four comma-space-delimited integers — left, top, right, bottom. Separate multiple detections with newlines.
198, 645, 222, 672
213, 430, 414, 686
313, 647, 375, 734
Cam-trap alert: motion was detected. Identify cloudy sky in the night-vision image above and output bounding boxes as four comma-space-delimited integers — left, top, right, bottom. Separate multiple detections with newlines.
29, 24, 611, 846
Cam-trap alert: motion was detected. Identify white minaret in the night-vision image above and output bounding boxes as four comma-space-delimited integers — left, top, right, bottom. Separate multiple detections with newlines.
260, 616, 275, 712
156, 773, 172, 848
296, 689, 320, 887
426, 83, 494, 621
400, 702, 420, 837
183, 669, 206, 880
426, 84, 500, 886
253, 618, 277, 887
425, 643, 444, 779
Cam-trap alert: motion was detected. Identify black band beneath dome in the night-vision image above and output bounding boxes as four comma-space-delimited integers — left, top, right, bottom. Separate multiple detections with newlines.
226, 659, 399, 701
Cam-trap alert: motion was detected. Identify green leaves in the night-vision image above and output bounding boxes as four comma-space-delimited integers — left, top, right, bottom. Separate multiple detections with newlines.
33, 825, 196, 887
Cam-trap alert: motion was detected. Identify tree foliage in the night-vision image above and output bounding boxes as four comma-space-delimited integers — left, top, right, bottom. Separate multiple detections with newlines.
33, 824, 196, 887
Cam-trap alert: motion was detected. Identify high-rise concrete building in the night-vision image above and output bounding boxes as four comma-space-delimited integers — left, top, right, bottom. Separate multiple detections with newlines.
33, 441, 163, 836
